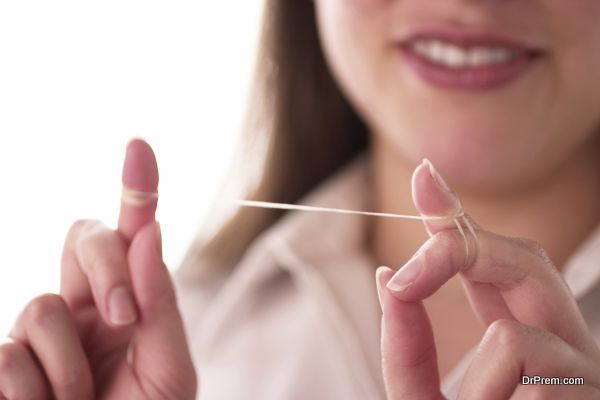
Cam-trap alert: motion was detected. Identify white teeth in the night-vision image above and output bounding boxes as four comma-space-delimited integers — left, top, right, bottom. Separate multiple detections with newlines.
468, 47, 490, 67
492, 48, 512, 63
410, 39, 517, 68
442, 45, 465, 68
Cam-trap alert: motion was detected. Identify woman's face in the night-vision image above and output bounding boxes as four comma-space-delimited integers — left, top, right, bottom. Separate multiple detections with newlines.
314, 1, 600, 191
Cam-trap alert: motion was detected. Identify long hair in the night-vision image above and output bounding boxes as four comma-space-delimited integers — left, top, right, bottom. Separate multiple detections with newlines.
178, 0, 368, 280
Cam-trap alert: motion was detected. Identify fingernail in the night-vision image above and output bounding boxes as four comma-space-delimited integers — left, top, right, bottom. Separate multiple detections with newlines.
423, 158, 462, 209
375, 266, 393, 309
109, 286, 137, 325
386, 256, 422, 293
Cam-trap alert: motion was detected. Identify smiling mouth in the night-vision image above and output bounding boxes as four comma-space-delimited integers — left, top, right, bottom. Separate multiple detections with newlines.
398, 29, 545, 91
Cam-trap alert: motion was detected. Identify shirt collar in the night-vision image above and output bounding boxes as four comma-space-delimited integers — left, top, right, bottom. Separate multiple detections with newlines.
262, 152, 373, 268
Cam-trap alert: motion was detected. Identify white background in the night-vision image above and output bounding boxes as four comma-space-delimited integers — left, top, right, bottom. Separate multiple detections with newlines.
0, 1, 263, 335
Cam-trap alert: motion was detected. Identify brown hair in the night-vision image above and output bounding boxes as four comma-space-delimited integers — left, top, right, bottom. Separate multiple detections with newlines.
179, 0, 368, 280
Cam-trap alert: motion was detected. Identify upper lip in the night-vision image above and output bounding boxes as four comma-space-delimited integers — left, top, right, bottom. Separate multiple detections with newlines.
397, 25, 544, 55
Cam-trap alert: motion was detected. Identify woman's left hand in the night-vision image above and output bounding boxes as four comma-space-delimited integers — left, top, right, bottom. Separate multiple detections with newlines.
377, 160, 600, 399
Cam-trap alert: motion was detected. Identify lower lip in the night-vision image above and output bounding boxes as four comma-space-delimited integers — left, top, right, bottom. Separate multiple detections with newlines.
399, 45, 540, 91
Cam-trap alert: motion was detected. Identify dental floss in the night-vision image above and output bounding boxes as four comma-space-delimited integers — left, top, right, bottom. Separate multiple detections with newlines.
234, 199, 479, 267
121, 190, 479, 264
234, 199, 462, 221
121, 186, 159, 206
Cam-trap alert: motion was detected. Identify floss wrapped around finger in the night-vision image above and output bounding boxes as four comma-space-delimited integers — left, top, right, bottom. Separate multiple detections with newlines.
121, 185, 159, 206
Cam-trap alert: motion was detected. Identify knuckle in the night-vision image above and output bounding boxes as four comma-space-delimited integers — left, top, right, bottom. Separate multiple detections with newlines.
429, 230, 456, 258
66, 219, 96, 242
86, 252, 114, 277
429, 229, 472, 272
155, 288, 179, 312
78, 230, 126, 277
65, 219, 106, 259
514, 238, 554, 266
0, 342, 21, 373
24, 294, 68, 328
0, 342, 48, 400
67, 219, 87, 235
76, 220, 109, 249
429, 229, 457, 247
483, 319, 527, 353
85, 249, 128, 287
52, 368, 84, 395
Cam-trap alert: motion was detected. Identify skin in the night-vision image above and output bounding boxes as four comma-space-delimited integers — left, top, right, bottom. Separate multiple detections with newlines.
314, 0, 600, 398
3, 2, 600, 400
0, 140, 197, 399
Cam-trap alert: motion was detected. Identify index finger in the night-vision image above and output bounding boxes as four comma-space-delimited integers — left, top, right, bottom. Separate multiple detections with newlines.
390, 160, 596, 354
118, 138, 159, 242
377, 267, 444, 400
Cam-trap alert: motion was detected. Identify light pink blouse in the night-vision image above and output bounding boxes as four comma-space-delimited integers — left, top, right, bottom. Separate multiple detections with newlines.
175, 155, 600, 399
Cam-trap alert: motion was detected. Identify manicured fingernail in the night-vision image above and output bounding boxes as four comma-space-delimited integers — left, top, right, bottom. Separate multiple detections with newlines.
375, 266, 393, 309
386, 256, 422, 293
423, 158, 462, 209
108, 286, 137, 325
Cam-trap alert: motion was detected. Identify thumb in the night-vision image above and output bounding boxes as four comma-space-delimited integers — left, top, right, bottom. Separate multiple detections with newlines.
413, 159, 466, 237
377, 159, 461, 399
127, 221, 197, 398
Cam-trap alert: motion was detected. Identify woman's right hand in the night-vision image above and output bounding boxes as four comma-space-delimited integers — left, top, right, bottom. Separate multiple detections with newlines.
0, 139, 197, 400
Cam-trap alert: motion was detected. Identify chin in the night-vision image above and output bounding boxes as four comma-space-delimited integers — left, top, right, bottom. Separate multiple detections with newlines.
384, 121, 541, 192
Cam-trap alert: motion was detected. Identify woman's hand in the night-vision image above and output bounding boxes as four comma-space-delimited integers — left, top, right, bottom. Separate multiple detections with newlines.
0, 140, 197, 399
377, 160, 600, 399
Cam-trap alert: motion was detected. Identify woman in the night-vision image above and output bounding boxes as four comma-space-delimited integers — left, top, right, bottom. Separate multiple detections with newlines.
2, 0, 600, 398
